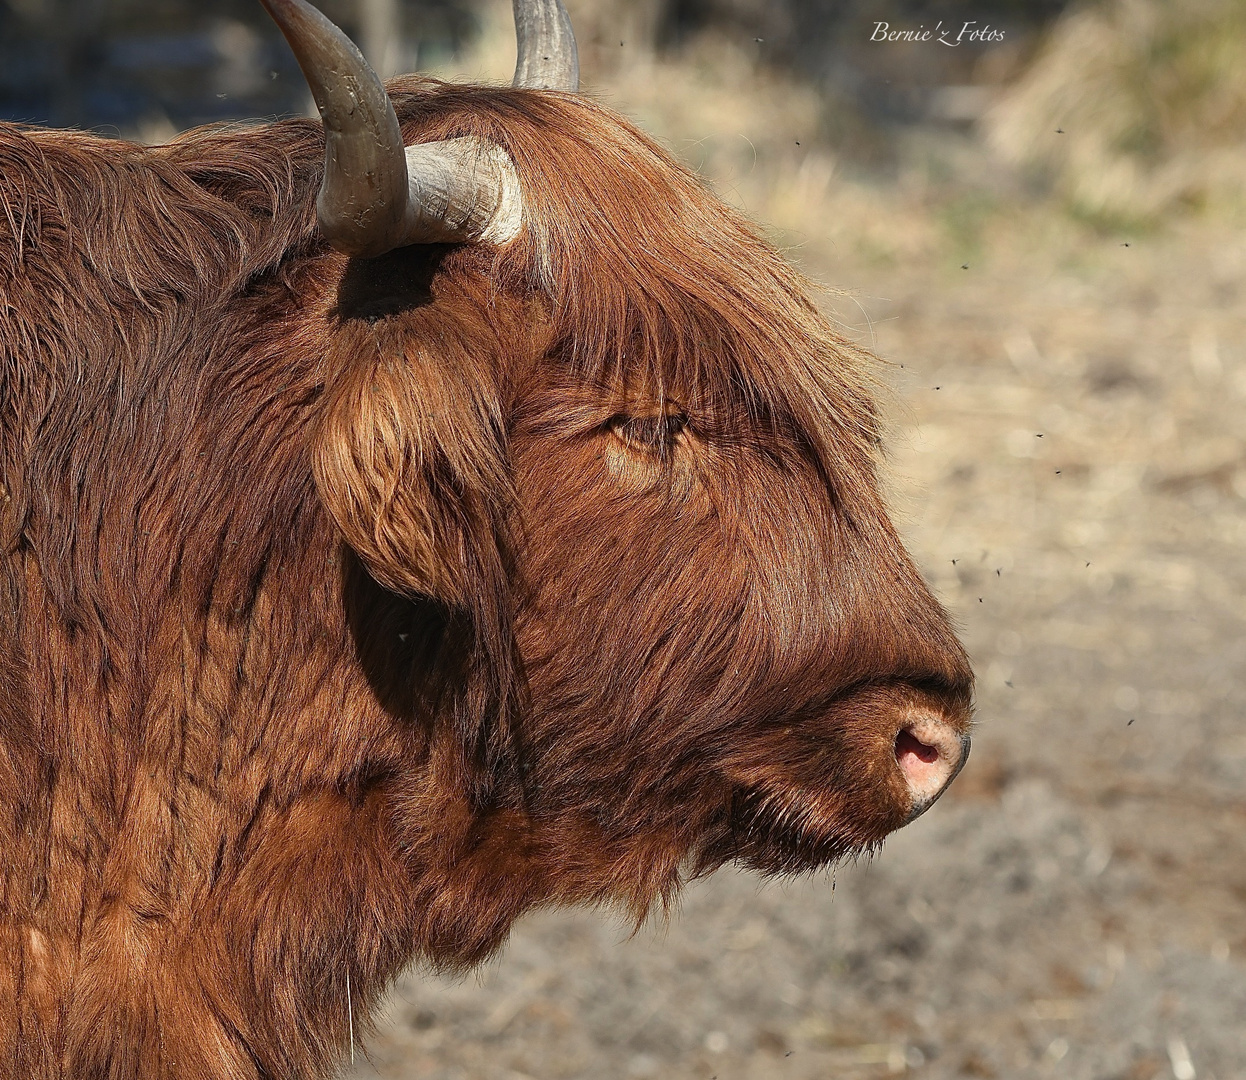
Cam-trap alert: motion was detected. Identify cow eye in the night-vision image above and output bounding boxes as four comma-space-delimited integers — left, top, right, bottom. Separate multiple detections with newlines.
608, 412, 688, 455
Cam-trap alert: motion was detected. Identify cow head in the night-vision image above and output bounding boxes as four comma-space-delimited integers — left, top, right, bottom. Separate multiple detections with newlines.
266, 0, 972, 953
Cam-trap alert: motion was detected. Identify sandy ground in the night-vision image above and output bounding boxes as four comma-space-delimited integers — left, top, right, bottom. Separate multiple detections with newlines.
339, 197, 1246, 1080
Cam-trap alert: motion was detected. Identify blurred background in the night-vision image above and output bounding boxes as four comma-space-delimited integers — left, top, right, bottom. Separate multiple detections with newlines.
5, 1, 1246, 1077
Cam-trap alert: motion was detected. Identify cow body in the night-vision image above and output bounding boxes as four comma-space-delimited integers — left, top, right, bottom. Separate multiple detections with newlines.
0, 77, 972, 1080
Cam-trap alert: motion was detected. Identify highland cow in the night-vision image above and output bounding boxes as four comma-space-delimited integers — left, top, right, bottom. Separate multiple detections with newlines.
0, 1, 973, 1076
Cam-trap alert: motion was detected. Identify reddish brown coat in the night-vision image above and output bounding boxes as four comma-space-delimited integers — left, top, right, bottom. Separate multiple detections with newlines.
0, 80, 972, 1079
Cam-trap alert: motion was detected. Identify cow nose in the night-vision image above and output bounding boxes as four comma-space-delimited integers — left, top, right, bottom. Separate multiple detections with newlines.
895, 715, 971, 821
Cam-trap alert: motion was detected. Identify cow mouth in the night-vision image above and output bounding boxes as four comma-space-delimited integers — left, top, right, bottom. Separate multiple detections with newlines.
704, 688, 973, 875
715, 786, 872, 877
682, 676, 976, 879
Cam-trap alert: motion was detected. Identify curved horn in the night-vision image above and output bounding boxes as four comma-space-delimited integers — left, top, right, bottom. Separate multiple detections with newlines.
260, 0, 523, 256
512, 0, 579, 91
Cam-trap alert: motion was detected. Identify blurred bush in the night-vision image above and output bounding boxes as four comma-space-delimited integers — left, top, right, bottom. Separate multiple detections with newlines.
0, 0, 1069, 135
0, 0, 474, 130
986, 0, 1246, 226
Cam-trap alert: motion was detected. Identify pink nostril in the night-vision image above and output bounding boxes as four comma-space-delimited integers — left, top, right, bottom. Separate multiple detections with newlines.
895, 729, 940, 768
895, 718, 970, 819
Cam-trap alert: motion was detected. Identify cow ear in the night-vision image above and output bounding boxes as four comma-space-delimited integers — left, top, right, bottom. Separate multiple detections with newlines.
311, 316, 511, 608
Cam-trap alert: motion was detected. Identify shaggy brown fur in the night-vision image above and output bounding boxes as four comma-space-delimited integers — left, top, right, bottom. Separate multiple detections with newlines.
0, 79, 972, 1079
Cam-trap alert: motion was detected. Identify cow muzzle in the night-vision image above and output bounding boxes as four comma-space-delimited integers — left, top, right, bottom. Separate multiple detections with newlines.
895, 713, 971, 821
711, 679, 974, 874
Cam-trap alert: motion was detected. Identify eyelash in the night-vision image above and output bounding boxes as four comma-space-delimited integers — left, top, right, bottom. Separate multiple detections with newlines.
607, 413, 689, 455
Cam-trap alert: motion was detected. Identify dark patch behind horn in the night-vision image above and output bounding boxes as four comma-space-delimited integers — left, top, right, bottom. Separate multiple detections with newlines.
334, 245, 451, 322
